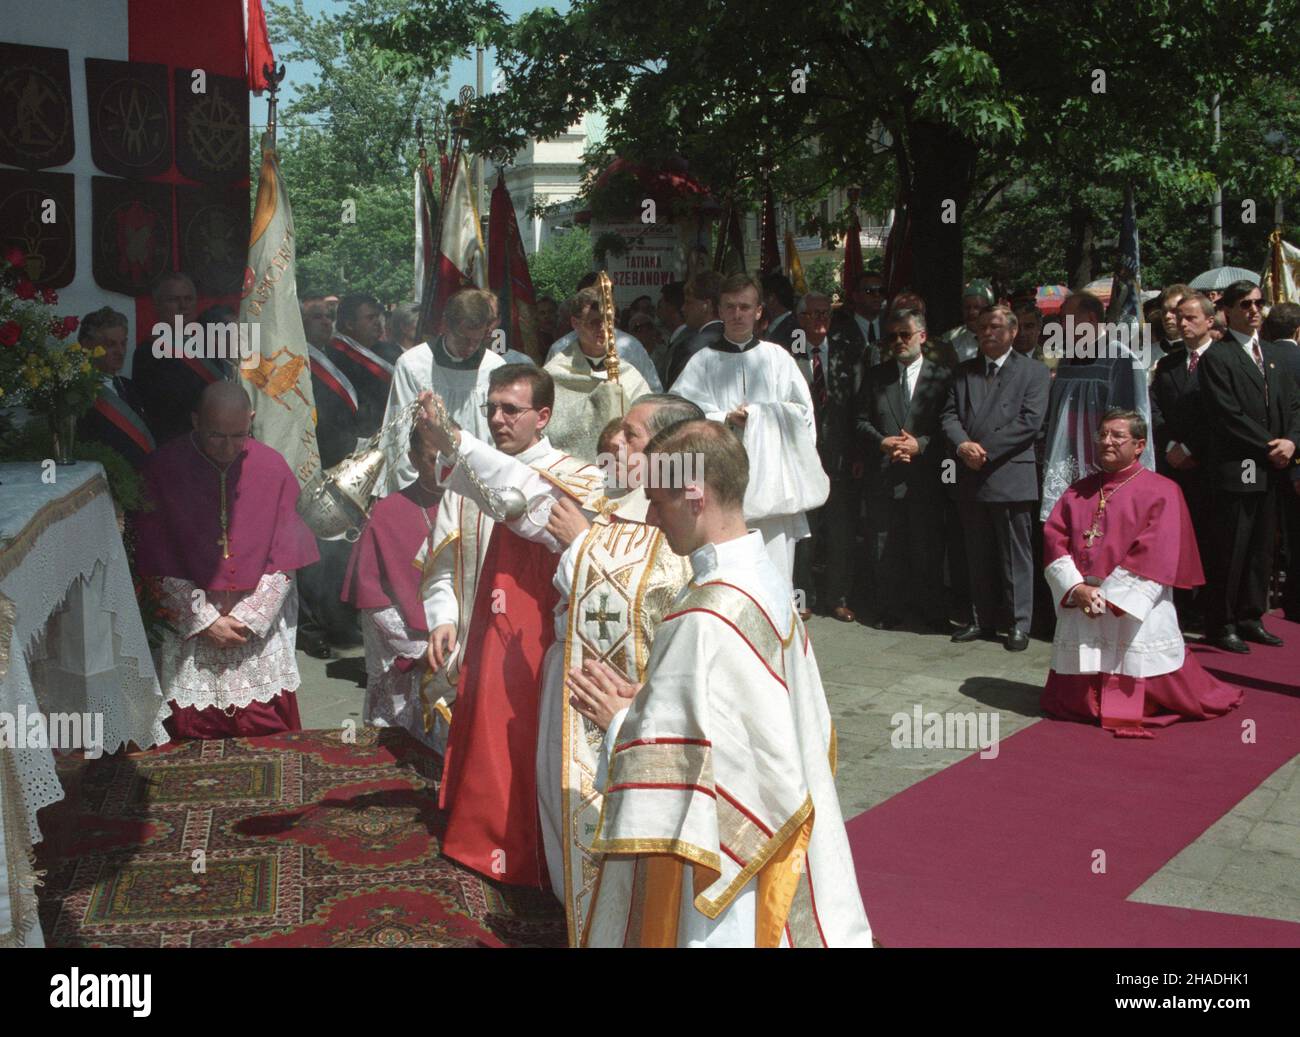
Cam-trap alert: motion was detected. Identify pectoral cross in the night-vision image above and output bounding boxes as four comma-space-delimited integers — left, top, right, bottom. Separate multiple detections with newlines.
585, 593, 622, 642
216, 469, 231, 559
1083, 523, 1102, 548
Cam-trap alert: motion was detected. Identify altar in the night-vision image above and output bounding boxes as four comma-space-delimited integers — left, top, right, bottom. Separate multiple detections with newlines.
0, 462, 171, 947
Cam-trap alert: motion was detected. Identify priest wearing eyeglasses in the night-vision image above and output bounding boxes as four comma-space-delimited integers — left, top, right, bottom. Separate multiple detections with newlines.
416, 366, 604, 889
134, 382, 319, 739
1040, 409, 1242, 737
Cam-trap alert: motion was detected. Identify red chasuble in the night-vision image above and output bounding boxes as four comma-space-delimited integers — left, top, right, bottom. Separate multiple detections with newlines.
1040, 465, 1242, 735
438, 524, 560, 888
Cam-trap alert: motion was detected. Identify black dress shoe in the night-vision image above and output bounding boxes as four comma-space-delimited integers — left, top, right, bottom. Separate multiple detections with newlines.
1238, 620, 1283, 646
298, 632, 333, 660
1211, 632, 1250, 654
950, 624, 993, 643
871, 614, 900, 630
1004, 629, 1030, 652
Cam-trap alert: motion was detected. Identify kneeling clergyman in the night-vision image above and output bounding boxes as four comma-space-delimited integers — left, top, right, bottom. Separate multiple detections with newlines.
1040, 409, 1243, 737
341, 420, 444, 752
135, 382, 319, 738
568, 419, 872, 947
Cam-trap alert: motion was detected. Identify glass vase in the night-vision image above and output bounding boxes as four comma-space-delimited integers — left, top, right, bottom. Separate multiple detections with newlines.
48, 406, 77, 465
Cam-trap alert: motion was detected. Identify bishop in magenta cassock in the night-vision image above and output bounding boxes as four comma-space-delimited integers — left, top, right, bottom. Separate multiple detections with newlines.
135, 383, 319, 739
1040, 409, 1243, 737
341, 421, 444, 751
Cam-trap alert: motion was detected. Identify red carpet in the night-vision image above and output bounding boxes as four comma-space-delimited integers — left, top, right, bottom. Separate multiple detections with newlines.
848, 613, 1300, 946
36, 728, 565, 947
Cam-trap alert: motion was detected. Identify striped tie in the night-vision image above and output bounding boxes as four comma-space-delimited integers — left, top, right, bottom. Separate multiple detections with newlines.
1252, 339, 1268, 404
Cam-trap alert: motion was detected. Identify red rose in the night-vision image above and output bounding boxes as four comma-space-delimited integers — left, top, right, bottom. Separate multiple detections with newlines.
3, 246, 24, 269
0, 321, 20, 347
41, 287, 58, 305
62, 315, 79, 337
15, 278, 36, 300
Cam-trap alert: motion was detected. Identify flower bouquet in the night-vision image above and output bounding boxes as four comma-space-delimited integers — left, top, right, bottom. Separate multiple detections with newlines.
0, 246, 105, 463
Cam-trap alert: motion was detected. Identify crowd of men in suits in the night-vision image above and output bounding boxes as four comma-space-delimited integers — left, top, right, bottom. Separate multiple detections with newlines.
73, 265, 1300, 660
652, 268, 1300, 657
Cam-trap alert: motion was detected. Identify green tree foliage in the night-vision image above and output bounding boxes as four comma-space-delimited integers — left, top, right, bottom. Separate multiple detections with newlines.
803, 258, 840, 299
527, 226, 593, 304
351, 1, 1300, 331
261, 0, 449, 304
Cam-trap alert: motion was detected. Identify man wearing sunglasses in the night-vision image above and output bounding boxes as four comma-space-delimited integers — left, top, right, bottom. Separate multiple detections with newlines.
1197, 280, 1300, 653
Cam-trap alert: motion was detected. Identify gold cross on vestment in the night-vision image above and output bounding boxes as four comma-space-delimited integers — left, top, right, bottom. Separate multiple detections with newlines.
585, 592, 622, 641
1083, 524, 1102, 548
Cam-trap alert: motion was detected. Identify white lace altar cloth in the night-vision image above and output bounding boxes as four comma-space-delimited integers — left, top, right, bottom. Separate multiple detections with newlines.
0, 462, 171, 946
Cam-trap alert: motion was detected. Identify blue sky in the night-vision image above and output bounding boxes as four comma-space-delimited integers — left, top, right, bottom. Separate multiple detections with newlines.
252, 0, 566, 125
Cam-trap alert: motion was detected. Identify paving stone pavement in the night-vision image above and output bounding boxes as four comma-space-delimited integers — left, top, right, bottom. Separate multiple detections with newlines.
293, 614, 1300, 930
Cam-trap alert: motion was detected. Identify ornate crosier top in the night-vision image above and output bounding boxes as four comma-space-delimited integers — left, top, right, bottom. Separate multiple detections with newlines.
1082, 462, 1143, 549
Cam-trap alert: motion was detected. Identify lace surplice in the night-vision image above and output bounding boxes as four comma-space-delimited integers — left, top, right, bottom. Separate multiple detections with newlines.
158, 572, 300, 711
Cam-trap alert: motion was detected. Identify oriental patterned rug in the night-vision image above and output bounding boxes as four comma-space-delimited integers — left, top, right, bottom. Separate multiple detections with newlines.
34, 728, 566, 948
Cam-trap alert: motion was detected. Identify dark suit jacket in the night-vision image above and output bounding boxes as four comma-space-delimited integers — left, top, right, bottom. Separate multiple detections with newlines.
327, 338, 391, 435
857, 356, 952, 500
77, 376, 152, 470
1149, 345, 1212, 477
1275, 339, 1300, 389
1197, 335, 1300, 493
941, 348, 1050, 503
130, 339, 230, 447
311, 368, 362, 471
664, 320, 722, 390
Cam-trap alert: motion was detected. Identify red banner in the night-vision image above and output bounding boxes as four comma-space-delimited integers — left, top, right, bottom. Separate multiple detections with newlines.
488, 175, 541, 361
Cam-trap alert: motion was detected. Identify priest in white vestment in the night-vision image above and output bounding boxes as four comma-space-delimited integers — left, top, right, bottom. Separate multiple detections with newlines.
569, 419, 872, 947
423, 393, 699, 942
1041, 409, 1243, 737
380, 288, 505, 495
546, 325, 664, 392
414, 370, 604, 888
669, 273, 829, 583
544, 286, 655, 462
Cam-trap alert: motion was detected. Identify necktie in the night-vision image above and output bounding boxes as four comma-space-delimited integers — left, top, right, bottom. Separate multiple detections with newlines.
1251, 339, 1268, 404
986, 360, 997, 380
1187, 350, 1200, 374
112, 376, 125, 397
811, 346, 828, 407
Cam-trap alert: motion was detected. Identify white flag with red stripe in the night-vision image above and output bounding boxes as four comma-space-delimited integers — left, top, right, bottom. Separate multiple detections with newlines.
429, 154, 486, 322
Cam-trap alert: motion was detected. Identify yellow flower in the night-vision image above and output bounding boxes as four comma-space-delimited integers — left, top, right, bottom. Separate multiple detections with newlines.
81, 361, 91, 374
93, 346, 106, 358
